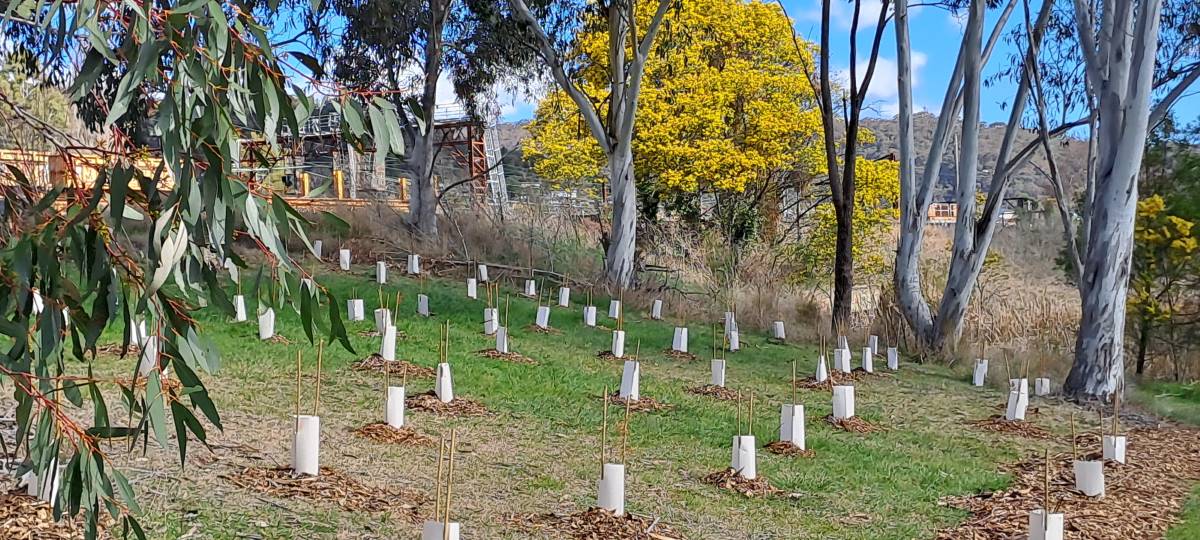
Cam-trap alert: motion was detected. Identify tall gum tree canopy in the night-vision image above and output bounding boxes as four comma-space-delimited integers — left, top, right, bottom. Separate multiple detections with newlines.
523, 0, 825, 213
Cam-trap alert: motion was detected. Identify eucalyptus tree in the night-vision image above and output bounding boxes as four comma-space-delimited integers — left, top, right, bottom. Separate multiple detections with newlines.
0, 1, 399, 536
502, 0, 676, 288
331, 0, 535, 237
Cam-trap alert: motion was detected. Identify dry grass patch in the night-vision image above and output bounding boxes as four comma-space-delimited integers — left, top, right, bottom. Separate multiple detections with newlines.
405, 390, 490, 417
223, 466, 426, 518
967, 415, 1052, 439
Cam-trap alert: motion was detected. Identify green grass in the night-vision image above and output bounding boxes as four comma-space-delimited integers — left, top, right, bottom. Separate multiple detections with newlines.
84, 266, 1190, 538
1135, 380, 1200, 426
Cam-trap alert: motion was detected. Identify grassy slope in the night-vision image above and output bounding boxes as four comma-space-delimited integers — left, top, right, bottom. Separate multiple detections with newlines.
1137, 381, 1200, 539
90, 267, 1152, 539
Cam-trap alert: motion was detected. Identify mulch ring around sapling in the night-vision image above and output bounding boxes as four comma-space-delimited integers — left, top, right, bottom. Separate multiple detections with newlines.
596, 350, 624, 361
506, 508, 686, 539
685, 384, 739, 401
764, 440, 816, 458
824, 414, 884, 433
702, 468, 783, 498
476, 348, 539, 365
352, 423, 436, 447
992, 402, 1041, 416
349, 354, 436, 378
265, 335, 291, 345
405, 390, 490, 417
662, 348, 697, 362
223, 466, 425, 519
95, 342, 141, 357
0, 492, 111, 539
605, 392, 673, 413
524, 324, 561, 335
966, 415, 1051, 439
936, 426, 1200, 539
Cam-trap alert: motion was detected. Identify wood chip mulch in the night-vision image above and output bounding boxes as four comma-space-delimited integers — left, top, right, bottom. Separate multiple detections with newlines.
356, 329, 381, 338
266, 335, 291, 345
223, 466, 425, 519
524, 324, 561, 335
405, 390, 490, 417
992, 402, 1042, 416
597, 351, 624, 361
966, 415, 1051, 439
605, 393, 673, 413
685, 384, 739, 401
349, 355, 436, 378
823, 414, 884, 433
476, 348, 539, 365
764, 441, 816, 457
0, 492, 105, 539
507, 508, 685, 539
701, 468, 783, 498
114, 376, 183, 393
662, 349, 698, 362
95, 343, 141, 357
794, 371, 870, 390
351, 423, 436, 447
936, 426, 1200, 539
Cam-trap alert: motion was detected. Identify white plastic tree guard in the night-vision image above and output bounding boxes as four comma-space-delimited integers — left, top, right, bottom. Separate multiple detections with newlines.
651, 299, 663, 320
1035, 377, 1052, 396
386, 386, 406, 429
611, 330, 626, 358
834, 348, 852, 373
711, 359, 727, 387
21, 460, 60, 502
973, 359, 989, 387
338, 249, 351, 270
435, 363, 454, 403
536, 306, 551, 329
374, 308, 392, 334
608, 300, 621, 319
477, 264, 488, 281
1005, 378, 1029, 421
772, 321, 786, 340
376, 261, 387, 284
467, 278, 478, 299
31, 290, 43, 315
861, 347, 874, 373
234, 295, 247, 322
619, 361, 640, 400
132, 319, 149, 347
1072, 460, 1105, 497
421, 522, 460, 540
417, 294, 430, 317
257, 308, 275, 340
407, 254, 420, 275
868, 335, 879, 356
1103, 435, 1127, 464
837, 335, 849, 350
483, 308, 498, 335
730, 435, 757, 479
832, 385, 856, 419
292, 415, 320, 476
780, 404, 805, 449
524, 279, 537, 297
350, 299, 365, 321
312, 240, 323, 258
558, 287, 571, 307
584, 306, 597, 327
495, 327, 509, 354
381, 326, 398, 361
672, 327, 688, 353
137, 337, 160, 377
728, 331, 740, 352
816, 355, 829, 383
887, 347, 899, 370
597, 463, 625, 516
1029, 509, 1064, 540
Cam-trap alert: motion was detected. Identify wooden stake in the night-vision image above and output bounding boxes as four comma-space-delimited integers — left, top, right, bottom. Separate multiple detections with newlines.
1113, 388, 1121, 437
402, 363, 408, 389
443, 429, 457, 540
435, 435, 445, 521
736, 390, 742, 435
1070, 412, 1078, 460
314, 340, 324, 416
1043, 448, 1051, 518
791, 361, 797, 405
748, 391, 754, 437
505, 294, 511, 328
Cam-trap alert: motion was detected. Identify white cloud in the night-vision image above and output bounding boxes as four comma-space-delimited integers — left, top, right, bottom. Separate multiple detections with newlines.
834, 50, 928, 118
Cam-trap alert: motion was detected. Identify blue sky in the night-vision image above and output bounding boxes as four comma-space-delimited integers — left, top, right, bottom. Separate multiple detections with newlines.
497, 1, 1199, 126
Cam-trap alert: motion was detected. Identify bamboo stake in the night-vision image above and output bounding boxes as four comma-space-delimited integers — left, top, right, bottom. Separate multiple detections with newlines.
314, 340, 324, 416
294, 350, 302, 432
402, 363, 408, 389
748, 391, 754, 437
1113, 387, 1121, 437
622, 393, 631, 465
443, 429, 457, 540
736, 390, 742, 435
435, 435, 445, 521
791, 361, 797, 405
602, 384, 609, 475
1043, 448, 1051, 521
1070, 412, 1078, 460
505, 294, 511, 328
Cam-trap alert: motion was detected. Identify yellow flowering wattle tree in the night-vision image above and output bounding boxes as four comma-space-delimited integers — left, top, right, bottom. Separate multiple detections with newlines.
523, 0, 826, 228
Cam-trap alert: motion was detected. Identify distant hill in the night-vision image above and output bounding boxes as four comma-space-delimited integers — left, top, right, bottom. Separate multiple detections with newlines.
859, 112, 1090, 201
